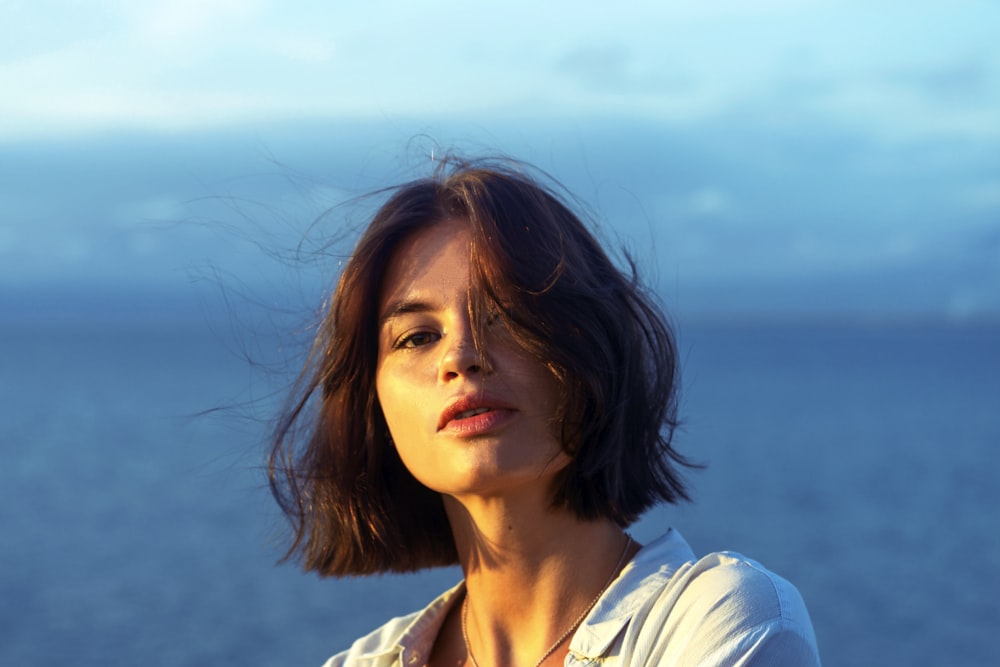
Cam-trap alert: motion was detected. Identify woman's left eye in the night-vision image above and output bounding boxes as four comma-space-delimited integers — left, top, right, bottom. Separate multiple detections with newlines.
396, 331, 439, 349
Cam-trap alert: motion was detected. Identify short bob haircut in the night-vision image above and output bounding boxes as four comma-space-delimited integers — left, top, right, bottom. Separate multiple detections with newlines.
269, 157, 693, 577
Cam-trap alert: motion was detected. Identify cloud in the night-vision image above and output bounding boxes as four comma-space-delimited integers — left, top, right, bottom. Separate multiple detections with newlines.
130, 0, 266, 43
115, 197, 187, 228
688, 188, 734, 217
895, 60, 993, 103
557, 45, 631, 90
955, 181, 1000, 213
0, 0, 998, 153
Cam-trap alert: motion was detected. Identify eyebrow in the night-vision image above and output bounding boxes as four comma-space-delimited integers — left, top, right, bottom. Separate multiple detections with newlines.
378, 299, 437, 327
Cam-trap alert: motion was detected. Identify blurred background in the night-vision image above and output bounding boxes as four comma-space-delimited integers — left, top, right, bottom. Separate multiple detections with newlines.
2, 1, 998, 665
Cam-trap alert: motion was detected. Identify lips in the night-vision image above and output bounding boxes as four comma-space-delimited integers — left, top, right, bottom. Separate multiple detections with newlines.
455, 407, 491, 420
437, 394, 515, 432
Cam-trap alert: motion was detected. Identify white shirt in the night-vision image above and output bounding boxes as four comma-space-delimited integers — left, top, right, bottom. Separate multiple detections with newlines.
324, 529, 821, 666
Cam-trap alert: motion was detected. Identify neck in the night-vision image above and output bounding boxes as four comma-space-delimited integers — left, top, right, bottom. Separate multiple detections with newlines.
443, 495, 634, 666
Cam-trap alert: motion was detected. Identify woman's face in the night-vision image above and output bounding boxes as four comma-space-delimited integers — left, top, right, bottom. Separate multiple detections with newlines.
375, 218, 570, 502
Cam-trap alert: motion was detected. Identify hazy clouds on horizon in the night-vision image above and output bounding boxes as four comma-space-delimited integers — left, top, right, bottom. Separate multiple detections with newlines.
2, 1, 998, 321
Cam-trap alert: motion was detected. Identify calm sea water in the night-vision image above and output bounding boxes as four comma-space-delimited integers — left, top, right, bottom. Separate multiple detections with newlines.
1, 316, 997, 666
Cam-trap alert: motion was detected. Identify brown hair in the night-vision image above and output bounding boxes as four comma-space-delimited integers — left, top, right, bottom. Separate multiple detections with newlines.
269, 157, 692, 576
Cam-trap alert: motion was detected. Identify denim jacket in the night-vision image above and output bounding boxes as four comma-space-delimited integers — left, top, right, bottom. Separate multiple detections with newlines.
323, 529, 821, 666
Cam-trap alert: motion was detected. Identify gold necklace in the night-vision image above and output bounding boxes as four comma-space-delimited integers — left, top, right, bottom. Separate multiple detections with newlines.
461, 534, 633, 667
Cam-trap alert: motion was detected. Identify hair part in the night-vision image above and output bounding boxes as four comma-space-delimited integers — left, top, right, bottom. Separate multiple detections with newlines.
269, 156, 694, 577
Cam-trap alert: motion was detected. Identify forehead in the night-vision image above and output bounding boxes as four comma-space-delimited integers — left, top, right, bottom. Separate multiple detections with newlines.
378, 218, 472, 313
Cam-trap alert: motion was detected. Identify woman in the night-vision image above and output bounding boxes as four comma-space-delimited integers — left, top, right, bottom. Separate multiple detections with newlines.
270, 158, 821, 666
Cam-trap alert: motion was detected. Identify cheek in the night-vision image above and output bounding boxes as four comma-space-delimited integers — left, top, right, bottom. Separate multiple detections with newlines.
376, 365, 423, 443
375, 371, 400, 433
375, 364, 393, 416
376, 386, 434, 484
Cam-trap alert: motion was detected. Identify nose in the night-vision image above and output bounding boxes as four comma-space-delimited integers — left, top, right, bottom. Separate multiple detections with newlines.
438, 328, 487, 382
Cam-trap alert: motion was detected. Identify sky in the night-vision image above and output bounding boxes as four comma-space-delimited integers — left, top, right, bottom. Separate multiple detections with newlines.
2, 0, 999, 321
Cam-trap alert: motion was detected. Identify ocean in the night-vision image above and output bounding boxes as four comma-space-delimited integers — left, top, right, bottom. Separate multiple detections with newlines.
2, 315, 997, 666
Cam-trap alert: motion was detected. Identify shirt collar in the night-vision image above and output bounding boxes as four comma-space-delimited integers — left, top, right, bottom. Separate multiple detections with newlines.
569, 528, 695, 659
349, 581, 466, 667
346, 529, 694, 665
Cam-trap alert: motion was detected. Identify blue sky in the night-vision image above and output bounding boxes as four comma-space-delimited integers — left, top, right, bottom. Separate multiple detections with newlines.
2, 0, 998, 321
3, 0, 998, 140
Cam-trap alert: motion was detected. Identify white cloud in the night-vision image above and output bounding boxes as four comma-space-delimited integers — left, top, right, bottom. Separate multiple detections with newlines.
0, 0, 997, 144
130, 0, 265, 43
264, 34, 337, 63
689, 188, 734, 218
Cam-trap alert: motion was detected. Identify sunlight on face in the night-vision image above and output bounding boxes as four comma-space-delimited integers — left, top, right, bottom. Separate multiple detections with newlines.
375, 218, 569, 501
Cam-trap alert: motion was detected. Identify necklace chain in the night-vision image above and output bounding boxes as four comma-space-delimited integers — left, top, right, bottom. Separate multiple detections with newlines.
461, 534, 633, 667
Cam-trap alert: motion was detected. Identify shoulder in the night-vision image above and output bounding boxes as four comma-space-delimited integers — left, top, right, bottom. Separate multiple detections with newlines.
678, 552, 816, 631
573, 531, 820, 666
642, 546, 821, 665
321, 582, 464, 667
672, 550, 810, 625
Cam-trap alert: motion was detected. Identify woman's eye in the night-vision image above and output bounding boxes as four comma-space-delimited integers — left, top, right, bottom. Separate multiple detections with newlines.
396, 331, 439, 349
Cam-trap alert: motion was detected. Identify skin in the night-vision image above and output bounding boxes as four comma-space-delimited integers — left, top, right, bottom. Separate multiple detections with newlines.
375, 217, 570, 504
375, 218, 637, 667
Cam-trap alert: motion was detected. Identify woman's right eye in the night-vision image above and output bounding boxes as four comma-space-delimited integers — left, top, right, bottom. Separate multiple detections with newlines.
395, 331, 439, 349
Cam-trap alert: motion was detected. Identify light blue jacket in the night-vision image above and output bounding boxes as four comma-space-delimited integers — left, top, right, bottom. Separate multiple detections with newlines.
324, 529, 821, 666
